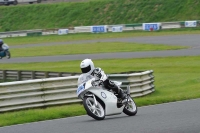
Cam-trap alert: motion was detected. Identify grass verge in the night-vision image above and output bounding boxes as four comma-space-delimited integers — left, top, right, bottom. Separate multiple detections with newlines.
0, 104, 86, 127
0, 56, 200, 127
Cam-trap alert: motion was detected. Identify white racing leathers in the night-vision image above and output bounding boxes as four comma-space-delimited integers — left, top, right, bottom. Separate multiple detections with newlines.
78, 67, 107, 85
78, 67, 126, 99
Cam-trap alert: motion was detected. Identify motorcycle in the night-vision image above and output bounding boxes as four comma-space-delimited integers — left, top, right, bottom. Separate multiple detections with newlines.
0, 44, 11, 59
77, 77, 137, 120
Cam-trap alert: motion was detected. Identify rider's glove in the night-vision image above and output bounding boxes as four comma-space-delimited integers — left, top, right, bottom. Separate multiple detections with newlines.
92, 67, 107, 81
92, 68, 102, 79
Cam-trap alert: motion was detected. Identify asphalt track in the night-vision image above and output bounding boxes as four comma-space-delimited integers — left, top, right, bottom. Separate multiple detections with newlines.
0, 34, 200, 63
0, 98, 200, 133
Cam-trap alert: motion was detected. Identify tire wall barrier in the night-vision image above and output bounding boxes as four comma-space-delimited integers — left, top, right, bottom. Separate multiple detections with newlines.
0, 70, 154, 113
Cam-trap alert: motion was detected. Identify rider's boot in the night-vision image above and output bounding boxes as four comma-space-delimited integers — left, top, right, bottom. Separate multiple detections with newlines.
103, 79, 127, 103
118, 88, 128, 104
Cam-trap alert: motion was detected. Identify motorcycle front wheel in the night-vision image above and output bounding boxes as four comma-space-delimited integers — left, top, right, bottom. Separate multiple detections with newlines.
123, 96, 137, 116
83, 96, 105, 120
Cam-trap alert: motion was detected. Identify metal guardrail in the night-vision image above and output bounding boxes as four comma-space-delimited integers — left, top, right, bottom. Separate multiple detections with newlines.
0, 70, 154, 112
0, 70, 80, 81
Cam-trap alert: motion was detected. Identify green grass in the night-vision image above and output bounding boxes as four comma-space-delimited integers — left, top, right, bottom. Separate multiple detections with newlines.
0, 0, 200, 31
0, 104, 86, 127
0, 56, 200, 126
11, 42, 188, 57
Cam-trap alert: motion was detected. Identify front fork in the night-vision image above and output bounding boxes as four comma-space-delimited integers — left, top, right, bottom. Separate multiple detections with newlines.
84, 93, 98, 106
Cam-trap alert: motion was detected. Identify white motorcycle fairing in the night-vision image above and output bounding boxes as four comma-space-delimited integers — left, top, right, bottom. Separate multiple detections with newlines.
77, 78, 124, 116
88, 89, 125, 116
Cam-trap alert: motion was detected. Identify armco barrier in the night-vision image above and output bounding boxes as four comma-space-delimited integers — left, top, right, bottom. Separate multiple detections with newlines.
0, 29, 43, 38
0, 70, 154, 112
27, 32, 42, 36
0, 70, 79, 81
161, 22, 181, 29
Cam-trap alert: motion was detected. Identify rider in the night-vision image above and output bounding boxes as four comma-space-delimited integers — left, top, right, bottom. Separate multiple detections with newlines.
78, 59, 127, 102
0, 39, 9, 57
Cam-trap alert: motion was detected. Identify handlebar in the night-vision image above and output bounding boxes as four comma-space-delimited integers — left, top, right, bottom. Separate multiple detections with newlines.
91, 80, 103, 87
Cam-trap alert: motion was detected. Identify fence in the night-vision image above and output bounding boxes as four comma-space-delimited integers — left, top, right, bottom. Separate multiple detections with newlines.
0, 70, 80, 81
0, 20, 199, 38
0, 70, 154, 112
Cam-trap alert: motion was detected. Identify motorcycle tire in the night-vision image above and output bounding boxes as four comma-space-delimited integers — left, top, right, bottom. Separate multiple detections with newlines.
123, 97, 137, 116
6, 51, 11, 59
13, 0, 18, 5
83, 96, 105, 120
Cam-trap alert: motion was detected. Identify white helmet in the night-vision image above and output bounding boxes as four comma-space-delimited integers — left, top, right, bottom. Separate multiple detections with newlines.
80, 59, 95, 74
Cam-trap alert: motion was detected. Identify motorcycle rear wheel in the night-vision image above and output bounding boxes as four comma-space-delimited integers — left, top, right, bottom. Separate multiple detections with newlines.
6, 51, 11, 59
83, 97, 105, 120
123, 96, 137, 116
